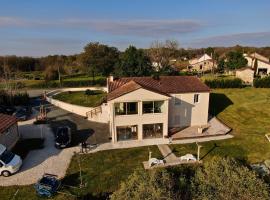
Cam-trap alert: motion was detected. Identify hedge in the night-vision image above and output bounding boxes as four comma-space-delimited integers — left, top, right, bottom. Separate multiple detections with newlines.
0, 90, 29, 106
30, 78, 107, 88
254, 76, 270, 88
204, 78, 244, 88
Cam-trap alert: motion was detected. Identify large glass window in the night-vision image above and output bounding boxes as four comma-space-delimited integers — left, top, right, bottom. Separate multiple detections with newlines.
115, 102, 138, 115
117, 125, 138, 141
143, 101, 164, 114
143, 123, 163, 139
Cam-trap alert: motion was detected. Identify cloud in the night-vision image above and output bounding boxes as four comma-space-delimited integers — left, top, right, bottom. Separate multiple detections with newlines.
0, 16, 203, 37
185, 32, 270, 48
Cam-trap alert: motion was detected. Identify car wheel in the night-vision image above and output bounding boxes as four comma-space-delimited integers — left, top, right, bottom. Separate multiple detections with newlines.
2, 171, 11, 177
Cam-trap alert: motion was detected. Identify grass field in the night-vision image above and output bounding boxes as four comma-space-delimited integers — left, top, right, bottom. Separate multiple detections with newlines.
1, 88, 270, 199
0, 146, 161, 200
172, 88, 270, 163
53, 90, 106, 107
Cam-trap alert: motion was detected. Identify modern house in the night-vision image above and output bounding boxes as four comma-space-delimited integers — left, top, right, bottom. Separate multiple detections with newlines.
0, 114, 19, 150
106, 76, 210, 142
244, 53, 270, 75
188, 53, 216, 72
235, 67, 254, 84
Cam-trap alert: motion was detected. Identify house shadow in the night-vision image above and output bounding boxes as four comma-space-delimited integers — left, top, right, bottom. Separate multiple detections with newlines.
209, 93, 233, 116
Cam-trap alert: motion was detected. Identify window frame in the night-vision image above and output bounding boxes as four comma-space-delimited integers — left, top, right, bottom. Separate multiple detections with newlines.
142, 101, 164, 114
194, 94, 200, 104
114, 102, 138, 116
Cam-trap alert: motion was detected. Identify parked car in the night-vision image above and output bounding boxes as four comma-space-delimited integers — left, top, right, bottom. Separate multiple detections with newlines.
13, 106, 32, 121
34, 173, 61, 197
55, 127, 71, 149
0, 106, 16, 115
0, 144, 22, 177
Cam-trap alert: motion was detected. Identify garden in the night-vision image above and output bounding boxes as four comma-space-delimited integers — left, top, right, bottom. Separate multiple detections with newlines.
52, 90, 107, 107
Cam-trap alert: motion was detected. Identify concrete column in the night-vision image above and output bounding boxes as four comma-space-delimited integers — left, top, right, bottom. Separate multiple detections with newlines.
138, 124, 143, 140
163, 100, 169, 138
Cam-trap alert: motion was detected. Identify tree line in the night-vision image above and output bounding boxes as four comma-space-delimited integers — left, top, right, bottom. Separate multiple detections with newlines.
0, 42, 269, 80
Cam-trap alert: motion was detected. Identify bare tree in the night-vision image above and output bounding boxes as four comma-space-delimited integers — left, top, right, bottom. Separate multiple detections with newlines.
148, 40, 179, 71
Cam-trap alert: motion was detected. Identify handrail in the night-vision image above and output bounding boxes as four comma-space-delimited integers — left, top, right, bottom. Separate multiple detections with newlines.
86, 106, 102, 118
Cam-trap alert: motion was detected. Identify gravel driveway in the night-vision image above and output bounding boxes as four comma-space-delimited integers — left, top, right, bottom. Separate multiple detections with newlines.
0, 122, 80, 186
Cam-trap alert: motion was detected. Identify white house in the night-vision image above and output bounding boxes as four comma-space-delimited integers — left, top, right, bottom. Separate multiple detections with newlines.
235, 67, 254, 84
188, 53, 216, 72
244, 53, 270, 75
106, 76, 210, 142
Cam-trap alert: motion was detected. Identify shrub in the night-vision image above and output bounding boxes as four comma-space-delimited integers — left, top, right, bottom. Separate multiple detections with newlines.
254, 76, 270, 88
0, 90, 29, 106
204, 78, 243, 88
111, 169, 177, 200
85, 89, 94, 95
191, 157, 269, 200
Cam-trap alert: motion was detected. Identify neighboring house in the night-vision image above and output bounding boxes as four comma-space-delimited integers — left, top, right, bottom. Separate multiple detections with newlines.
188, 53, 216, 72
235, 67, 254, 84
244, 53, 270, 75
106, 76, 210, 142
0, 114, 19, 150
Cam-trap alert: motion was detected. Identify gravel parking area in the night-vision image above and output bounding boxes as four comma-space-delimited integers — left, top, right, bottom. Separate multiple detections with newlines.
0, 101, 110, 186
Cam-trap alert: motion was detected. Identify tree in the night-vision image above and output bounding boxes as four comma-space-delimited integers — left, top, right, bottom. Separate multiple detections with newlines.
111, 169, 177, 200
217, 58, 225, 73
191, 157, 269, 200
225, 51, 248, 70
80, 42, 120, 80
114, 46, 153, 77
148, 40, 179, 71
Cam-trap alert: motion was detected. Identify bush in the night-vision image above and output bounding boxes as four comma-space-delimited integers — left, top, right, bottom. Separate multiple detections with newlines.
204, 78, 243, 88
111, 169, 177, 200
254, 76, 270, 88
0, 90, 29, 106
85, 89, 94, 95
191, 157, 269, 200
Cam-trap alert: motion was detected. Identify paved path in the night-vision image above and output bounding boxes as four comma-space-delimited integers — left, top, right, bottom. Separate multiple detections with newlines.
158, 144, 177, 162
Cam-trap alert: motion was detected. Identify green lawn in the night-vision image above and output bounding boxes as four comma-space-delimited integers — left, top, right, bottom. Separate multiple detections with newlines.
53, 90, 106, 107
0, 146, 161, 200
172, 88, 270, 163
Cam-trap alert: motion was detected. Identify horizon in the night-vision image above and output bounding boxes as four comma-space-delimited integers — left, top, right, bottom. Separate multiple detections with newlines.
1, 0, 270, 57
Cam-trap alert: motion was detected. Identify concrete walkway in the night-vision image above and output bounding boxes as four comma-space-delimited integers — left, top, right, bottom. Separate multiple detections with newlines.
158, 144, 177, 162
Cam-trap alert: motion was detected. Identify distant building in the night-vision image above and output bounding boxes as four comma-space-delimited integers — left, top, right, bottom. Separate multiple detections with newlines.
188, 53, 216, 72
235, 67, 254, 84
0, 114, 19, 150
244, 53, 270, 75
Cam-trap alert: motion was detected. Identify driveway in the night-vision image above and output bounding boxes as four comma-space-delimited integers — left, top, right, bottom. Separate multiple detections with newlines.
0, 100, 110, 186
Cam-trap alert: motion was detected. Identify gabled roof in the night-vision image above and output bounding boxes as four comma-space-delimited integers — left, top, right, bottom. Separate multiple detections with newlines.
189, 53, 213, 65
0, 114, 17, 134
108, 76, 210, 101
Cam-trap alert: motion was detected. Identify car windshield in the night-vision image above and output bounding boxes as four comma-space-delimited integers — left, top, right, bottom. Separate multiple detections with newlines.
56, 128, 69, 143
0, 150, 15, 164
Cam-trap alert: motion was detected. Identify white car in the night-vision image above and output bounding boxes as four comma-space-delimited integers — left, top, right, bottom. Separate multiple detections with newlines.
0, 144, 22, 177
149, 158, 165, 167
180, 154, 197, 162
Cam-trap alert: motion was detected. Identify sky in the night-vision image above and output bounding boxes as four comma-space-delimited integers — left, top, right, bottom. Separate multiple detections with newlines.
0, 0, 270, 56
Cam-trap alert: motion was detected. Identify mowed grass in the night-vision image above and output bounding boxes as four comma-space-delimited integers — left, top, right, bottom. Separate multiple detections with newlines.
0, 146, 161, 200
53, 90, 106, 107
172, 88, 270, 163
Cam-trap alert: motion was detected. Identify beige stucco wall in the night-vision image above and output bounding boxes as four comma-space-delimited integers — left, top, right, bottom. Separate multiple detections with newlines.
189, 60, 216, 72
236, 69, 254, 84
257, 60, 270, 74
0, 124, 19, 150
108, 88, 170, 142
108, 88, 210, 142
168, 92, 209, 128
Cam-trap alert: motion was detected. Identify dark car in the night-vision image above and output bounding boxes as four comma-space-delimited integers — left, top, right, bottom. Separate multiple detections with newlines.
13, 106, 32, 121
55, 127, 71, 149
0, 106, 16, 115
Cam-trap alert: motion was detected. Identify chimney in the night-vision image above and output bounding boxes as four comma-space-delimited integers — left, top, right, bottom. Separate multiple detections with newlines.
107, 75, 114, 92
